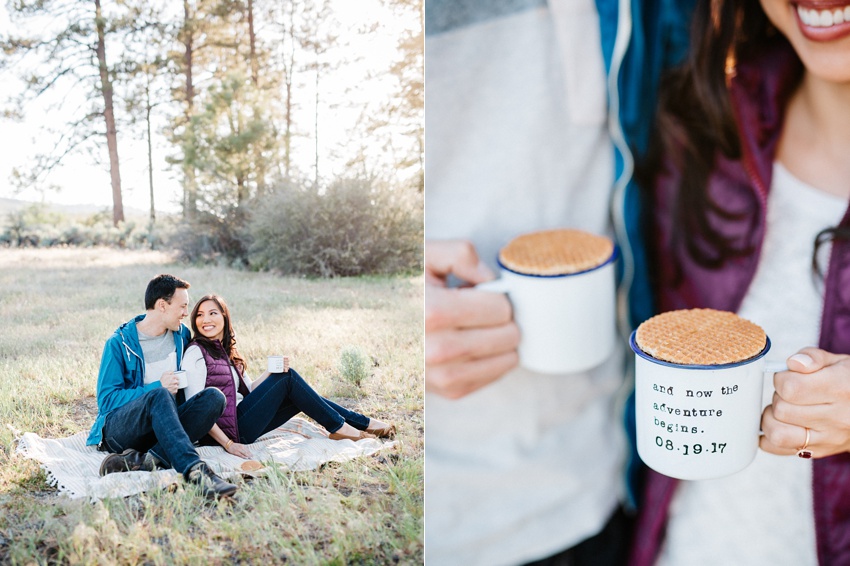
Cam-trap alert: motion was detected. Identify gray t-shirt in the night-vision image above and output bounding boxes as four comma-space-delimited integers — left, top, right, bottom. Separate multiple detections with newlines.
138, 329, 177, 386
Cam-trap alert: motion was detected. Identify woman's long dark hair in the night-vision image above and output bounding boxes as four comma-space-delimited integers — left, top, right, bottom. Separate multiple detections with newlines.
190, 294, 248, 374
641, 0, 774, 270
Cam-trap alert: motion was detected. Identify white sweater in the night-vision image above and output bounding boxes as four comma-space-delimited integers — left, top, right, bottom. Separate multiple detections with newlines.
181, 344, 251, 405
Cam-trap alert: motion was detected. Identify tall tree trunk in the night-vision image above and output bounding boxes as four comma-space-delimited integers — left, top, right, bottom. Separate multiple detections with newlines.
95, 0, 124, 227
246, 0, 264, 196
282, 5, 295, 180
237, 175, 247, 205
314, 63, 319, 188
247, 0, 258, 87
284, 52, 294, 180
232, 112, 249, 205
145, 78, 155, 224
182, 0, 197, 220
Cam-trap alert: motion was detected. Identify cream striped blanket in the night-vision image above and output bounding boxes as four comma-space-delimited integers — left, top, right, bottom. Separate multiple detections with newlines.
15, 418, 395, 500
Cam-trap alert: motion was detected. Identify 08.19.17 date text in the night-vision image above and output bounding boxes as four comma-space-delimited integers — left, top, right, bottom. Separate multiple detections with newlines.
655, 437, 727, 456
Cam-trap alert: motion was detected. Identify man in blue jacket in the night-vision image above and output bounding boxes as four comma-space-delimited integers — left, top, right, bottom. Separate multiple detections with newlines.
86, 273, 237, 498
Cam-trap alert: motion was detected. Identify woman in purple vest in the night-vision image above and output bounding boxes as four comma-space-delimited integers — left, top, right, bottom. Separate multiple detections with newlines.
630, 0, 850, 564
181, 294, 395, 459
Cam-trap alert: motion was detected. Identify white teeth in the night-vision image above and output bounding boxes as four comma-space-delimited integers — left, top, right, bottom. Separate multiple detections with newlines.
799, 5, 850, 27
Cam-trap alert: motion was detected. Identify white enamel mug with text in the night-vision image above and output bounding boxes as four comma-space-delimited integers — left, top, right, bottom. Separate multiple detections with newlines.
631, 332, 784, 480
477, 248, 618, 375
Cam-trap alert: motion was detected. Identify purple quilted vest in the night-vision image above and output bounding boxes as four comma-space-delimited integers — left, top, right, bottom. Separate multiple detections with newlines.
191, 340, 250, 443
631, 40, 850, 566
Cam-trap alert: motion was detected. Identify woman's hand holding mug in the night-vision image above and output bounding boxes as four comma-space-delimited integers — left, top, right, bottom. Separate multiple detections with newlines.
760, 347, 850, 459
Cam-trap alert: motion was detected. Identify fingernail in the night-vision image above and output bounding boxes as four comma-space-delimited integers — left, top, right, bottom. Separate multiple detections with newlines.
790, 353, 814, 369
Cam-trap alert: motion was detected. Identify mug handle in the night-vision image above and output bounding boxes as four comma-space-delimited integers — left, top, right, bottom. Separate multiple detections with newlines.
764, 362, 788, 375
760, 362, 788, 439
475, 279, 510, 293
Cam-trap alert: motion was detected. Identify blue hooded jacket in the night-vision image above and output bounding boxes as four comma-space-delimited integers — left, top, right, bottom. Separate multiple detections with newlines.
596, 0, 695, 329
86, 314, 191, 446
597, 0, 696, 508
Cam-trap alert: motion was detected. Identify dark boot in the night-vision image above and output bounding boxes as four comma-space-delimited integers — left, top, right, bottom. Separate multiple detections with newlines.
185, 461, 237, 499
99, 449, 157, 476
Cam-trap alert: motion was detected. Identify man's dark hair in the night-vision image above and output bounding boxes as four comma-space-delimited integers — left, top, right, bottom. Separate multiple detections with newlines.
145, 274, 191, 310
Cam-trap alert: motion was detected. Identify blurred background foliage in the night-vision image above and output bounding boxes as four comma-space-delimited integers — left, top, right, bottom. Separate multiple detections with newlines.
0, 0, 423, 277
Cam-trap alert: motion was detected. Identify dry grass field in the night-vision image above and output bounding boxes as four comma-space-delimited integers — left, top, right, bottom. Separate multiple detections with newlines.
0, 247, 423, 564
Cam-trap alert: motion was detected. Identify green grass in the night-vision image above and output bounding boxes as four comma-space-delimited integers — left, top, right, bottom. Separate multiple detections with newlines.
0, 247, 423, 564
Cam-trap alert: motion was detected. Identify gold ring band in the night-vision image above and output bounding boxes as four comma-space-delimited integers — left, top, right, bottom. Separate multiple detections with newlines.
797, 427, 812, 459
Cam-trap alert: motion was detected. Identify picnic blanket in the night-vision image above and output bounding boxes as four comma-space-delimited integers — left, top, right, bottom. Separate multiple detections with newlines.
15, 418, 396, 500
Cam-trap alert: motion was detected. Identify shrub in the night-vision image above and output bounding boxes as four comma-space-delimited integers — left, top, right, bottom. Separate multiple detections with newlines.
338, 346, 369, 387
248, 177, 423, 277
170, 204, 251, 266
1, 204, 171, 249
3, 203, 60, 247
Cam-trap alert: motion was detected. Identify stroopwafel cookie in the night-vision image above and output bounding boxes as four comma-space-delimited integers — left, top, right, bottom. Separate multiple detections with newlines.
635, 308, 766, 365
499, 229, 614, 276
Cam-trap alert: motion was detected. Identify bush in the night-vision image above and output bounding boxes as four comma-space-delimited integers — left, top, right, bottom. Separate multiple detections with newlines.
0, 204, 170, 249
170, 205, 251, 266
338, 346, 369, 387
248, 178, 423, 277
3, 203, 60, 247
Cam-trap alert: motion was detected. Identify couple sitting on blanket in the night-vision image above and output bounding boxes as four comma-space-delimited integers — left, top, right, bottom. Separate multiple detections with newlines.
85, 274, 395, 499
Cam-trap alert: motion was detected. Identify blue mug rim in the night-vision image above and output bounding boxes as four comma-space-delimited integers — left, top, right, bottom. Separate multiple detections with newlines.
495, 244, 620, 278
629, 330, 771, 370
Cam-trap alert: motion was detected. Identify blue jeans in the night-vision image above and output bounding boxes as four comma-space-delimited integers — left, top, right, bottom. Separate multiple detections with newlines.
236, 369, 370, 444
101, 387, 226, 476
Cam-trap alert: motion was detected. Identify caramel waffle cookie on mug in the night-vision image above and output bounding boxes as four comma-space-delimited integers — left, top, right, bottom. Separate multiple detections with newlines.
498, 228, 614, 276
635, 308, 766, 366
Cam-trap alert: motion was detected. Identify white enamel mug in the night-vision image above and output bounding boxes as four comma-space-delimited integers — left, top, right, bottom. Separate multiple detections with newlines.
477, 247, 618, 375
173, 370, 188, 389
631, 332, 784, 480
267, 355, 290, 373
268, 355, 285, 373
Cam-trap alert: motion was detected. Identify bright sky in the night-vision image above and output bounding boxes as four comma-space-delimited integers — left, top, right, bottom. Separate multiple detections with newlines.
0, 0, 417, 216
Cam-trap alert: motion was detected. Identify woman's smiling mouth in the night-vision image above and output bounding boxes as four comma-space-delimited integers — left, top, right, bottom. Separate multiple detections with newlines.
795, 2, 850, 40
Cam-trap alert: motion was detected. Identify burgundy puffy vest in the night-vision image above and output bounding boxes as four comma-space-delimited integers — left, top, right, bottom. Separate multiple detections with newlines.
191, 340, 250, 443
